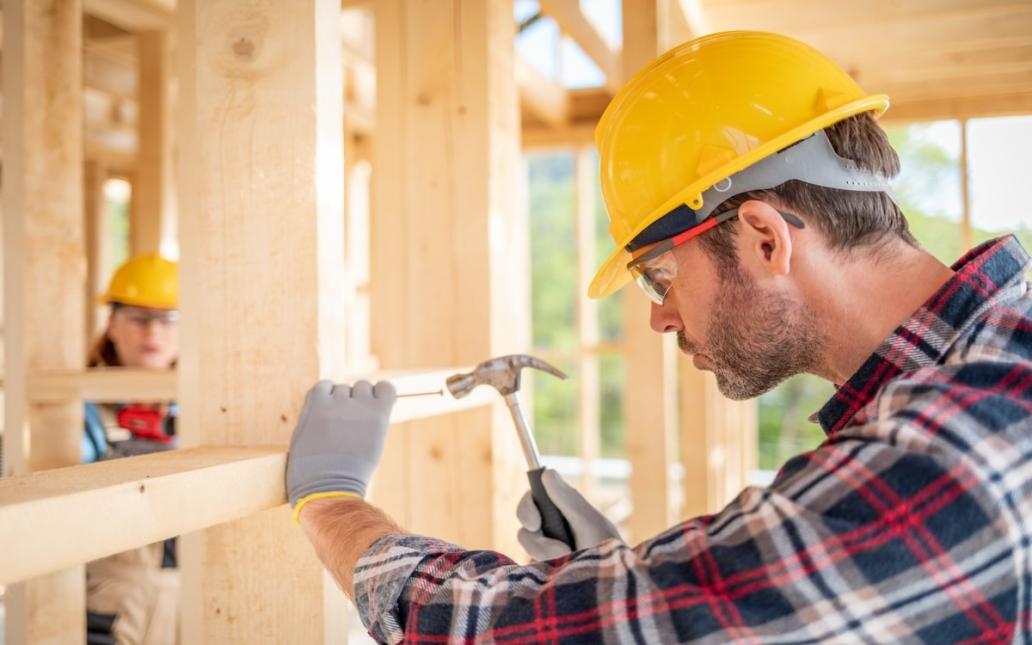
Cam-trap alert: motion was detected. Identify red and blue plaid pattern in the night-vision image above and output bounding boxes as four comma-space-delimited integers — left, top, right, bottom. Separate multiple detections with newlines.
354, 236, 1032, 644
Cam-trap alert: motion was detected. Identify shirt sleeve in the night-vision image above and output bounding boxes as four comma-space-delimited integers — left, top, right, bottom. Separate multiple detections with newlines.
353, 419, 1019, 643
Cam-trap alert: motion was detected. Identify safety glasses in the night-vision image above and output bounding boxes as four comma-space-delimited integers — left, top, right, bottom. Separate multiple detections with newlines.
118, 307, 180, 327
626, 209, 805, 305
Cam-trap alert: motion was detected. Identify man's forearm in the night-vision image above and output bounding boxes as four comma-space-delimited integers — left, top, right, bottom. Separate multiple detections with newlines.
298, 497, 400, 598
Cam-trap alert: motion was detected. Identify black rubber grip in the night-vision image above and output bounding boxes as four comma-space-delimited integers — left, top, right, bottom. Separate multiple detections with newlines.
527, 467, 576, 549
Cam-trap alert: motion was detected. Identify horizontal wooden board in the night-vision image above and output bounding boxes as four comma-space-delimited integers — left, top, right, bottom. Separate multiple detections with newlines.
0, 372, 494, 586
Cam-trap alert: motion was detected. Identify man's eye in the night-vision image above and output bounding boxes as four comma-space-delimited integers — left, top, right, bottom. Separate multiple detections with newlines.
648, 267, 673, 283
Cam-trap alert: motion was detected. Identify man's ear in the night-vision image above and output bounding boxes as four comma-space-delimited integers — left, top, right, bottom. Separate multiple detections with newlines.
736, 199, 793, 277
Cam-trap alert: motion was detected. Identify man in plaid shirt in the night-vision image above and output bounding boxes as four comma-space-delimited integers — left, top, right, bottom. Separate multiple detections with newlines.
287, 32, 1032, 643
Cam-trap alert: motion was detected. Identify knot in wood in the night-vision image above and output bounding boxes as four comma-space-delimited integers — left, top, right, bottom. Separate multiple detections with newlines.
232, 36, 256, 59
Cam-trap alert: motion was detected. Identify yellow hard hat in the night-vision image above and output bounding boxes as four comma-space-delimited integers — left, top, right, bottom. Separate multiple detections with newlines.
100, 254, 178, 309
589, 31, 890, 299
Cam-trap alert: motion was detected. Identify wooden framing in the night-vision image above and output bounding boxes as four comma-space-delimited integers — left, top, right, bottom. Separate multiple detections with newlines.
959, 119, 973, 250
574, 147, 601, 496
538, 0, 622, 94
6, 1, 1029, 642
175, 0, 347, 640
516, 56, 570, 129
371, 0, 527, 555
3, 1, 88, 642
0, 371, 496, 588
84, 0, 174, 31
132, 29, 174, 256
84, 160, 112, 341
620, 0, 680, 543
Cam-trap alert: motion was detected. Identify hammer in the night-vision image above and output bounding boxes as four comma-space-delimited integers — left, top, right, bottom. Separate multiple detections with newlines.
446, 354, 576, 549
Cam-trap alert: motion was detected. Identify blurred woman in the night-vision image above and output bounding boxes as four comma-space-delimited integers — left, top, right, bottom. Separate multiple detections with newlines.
84, 254, 180, 645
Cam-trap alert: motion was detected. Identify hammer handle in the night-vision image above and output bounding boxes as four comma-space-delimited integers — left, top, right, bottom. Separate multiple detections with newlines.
528, 467, 576, 549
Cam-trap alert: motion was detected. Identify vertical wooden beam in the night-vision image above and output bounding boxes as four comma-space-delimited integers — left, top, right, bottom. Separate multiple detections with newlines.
176, 0, 347, 641
959, 119, 973, 251
575, 147, 600, 496
85, 160, 112, 342
371, 0, 526, 555
3, 0, 87, 642
622, 0, 757, 536
343, 125, 376, 374
673, 329, 761, 513
621, 0, 679, 543
133, 30, 173, 256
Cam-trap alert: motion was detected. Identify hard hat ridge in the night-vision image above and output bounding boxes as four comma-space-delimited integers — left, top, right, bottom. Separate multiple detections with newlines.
623, 130, 893, 252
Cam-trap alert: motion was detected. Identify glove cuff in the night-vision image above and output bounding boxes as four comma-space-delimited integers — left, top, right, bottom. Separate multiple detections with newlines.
292, 491, 362, 525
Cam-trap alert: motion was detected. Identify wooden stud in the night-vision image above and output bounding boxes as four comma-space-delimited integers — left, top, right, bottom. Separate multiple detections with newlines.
516, 56, 570, 129
620, 0, 680, 544
0, 447, 286, 587
575, 147, 601, 496
84, 0, 174, 32
132, 30, 172, 256
0, 376, 496, 588
538, 0, 622, 94
28, 368, 175, 403
371, 0, 527, 556
522, 122, 597, 150
176, 0, 347, 641
84, 160, 112, 342
2, 1, 87, 642
959, 119, 973, 251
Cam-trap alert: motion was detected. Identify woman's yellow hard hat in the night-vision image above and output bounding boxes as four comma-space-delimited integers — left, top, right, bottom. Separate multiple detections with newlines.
589, 31, 890, 299
100, 254, 178, 309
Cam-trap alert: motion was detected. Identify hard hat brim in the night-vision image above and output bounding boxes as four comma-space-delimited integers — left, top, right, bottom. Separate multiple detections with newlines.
587, 245, 634, 299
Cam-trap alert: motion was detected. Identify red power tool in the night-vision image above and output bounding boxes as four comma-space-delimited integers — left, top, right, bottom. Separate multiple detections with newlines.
116, 405, 173, 443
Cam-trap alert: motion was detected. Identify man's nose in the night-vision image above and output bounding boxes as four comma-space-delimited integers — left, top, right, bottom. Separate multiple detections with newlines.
650, 299, 682, 334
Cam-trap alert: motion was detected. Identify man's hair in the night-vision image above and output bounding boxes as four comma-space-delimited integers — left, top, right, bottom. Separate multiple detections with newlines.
699, 113, 916, 273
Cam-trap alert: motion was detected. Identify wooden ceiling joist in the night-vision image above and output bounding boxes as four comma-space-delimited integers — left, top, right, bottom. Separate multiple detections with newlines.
84, 0, 174, 32
516, 56, 570, 129
538, 0, 622, 93
884, 91, 1032, 124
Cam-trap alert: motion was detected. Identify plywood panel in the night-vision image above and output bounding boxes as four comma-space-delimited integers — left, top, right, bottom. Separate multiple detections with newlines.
176, 0, 346, 641
2, 0, 87, 641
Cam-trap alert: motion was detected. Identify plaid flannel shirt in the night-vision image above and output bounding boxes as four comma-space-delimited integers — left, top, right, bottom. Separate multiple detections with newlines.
354, 236, 1032, 644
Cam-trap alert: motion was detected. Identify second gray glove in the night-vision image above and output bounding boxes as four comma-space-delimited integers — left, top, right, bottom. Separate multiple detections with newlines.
516, 468, 624, 561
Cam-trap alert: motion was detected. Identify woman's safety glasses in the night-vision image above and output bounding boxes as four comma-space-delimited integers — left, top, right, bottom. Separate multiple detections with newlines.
626, 209, 805, 305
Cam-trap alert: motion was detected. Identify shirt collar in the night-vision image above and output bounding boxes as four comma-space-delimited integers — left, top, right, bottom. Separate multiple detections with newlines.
816, 235, 1031, 435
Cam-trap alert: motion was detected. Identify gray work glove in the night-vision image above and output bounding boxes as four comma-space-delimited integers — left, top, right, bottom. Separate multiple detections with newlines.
286, 379, 396, 522
516, 468, 624, 560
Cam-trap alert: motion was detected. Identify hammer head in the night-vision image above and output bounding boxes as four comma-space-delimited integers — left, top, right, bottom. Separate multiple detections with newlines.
445, 354, 567, 398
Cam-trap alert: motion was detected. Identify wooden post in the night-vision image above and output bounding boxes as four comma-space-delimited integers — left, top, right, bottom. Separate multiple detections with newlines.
2, 0, 87, 642
959, 119, 973, 251
575, 147, 601, 496
621, 0, 680, 543
176, 0, 348, 641
621, 0, 758, 534
371, 0, 527, 555
85, 160, 112, 343
133, 29, 174, 256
